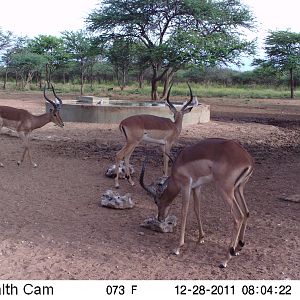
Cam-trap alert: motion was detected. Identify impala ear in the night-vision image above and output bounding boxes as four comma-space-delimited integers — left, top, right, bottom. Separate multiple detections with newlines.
182, 106, 193, 114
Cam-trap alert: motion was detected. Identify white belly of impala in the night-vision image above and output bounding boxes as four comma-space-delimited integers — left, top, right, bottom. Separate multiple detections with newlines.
0, 118, 20, 131
191, 174, 213, 189
142, 133, 166, 145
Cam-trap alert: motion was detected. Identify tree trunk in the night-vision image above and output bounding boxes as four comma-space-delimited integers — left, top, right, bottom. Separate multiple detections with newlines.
46, 63, 50, 87
161, 68, 175, 100
290, 68, 294, 99
151, 79, 159, 100
120, 67, 126, 91
151, 65, 159, 100
138, 70, 144, 89
90, 63, 94, 90
63, 70, 66, 85
15, 71, 18, 87
3, 67, 8, 89
80, 60, 84, 95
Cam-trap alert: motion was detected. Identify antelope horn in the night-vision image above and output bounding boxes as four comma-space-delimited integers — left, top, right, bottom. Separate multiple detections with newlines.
181, 81, 195, 111
43, 84, 56, 108
50, 83, 62, 109
165, 83, 177, 112
139, 156, 156, 198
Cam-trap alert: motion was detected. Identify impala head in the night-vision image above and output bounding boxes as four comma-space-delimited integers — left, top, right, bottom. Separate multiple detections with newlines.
44, 84, 64, 128
165, 82, 198, 121
139, 157, 174, 221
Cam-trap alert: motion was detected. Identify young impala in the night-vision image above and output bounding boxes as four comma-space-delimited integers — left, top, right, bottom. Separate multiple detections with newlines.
140, 138, 254, 268
0, 84, 64, 167
114, 82, 198, 188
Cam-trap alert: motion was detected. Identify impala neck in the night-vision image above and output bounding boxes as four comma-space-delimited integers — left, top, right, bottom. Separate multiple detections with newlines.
157, 178, 180, 221
174, 113, 184, 134
31, 112, 52, 130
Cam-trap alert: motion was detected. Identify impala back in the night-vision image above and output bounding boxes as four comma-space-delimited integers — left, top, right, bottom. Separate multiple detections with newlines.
0, 106, 30, 131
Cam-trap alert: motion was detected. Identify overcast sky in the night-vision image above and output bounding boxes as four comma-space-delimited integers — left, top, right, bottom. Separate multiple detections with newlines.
0, 0, 99, 37
0, 0, 299, 69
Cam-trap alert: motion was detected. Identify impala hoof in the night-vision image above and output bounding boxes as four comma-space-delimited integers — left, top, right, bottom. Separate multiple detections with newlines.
219, 262, 227, 268
0, 163, 4, 167
33, 163, 38, 168
172, 248, 180, 255
126, 177, 135, 186
17, 161, 21, 166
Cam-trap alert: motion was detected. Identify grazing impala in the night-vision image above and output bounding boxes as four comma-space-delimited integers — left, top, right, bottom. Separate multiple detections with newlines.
0, 84, 64, 167
114, 83, 198, 188
140, 138, 254, 268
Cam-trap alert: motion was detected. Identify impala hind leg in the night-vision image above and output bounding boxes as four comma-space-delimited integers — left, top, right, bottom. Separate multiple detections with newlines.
162, 143, 172, 177
114, 141, 138, 188
0, 122, 3, 167
123, 142, 138, 186
234, 183, 250, 253
192, 187, 205, 244
217, 186, 244, 268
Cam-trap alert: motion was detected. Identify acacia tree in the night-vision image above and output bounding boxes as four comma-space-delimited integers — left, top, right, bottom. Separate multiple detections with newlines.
0, 29, 14, 89
62, 30, 97, 95
28, 35, 66, 87
255, 31, 300, 99
87, 0, 256, 100
107, 38, 136, 90
10, 51, 47, 88
0, 29, 13, 51
1, 36, 29, 89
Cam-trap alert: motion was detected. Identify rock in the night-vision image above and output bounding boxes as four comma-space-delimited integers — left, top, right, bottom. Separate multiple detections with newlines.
100, 190, 134, 209
141, 215, 177, 233
105, 161, 134, 179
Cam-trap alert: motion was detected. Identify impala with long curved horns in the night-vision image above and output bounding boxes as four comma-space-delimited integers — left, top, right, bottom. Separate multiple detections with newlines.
140, 138, 254, 268
0, 84, 64, 167
114, 82, 198, 188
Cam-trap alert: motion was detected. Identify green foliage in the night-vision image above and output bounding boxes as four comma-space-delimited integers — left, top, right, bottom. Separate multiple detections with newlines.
254, 30, 300, 98
107, 38, 137, 88
0, 28, 13, 51
87, 0, 256, 99
9, 50, 47, 87
264, 30, 300, 70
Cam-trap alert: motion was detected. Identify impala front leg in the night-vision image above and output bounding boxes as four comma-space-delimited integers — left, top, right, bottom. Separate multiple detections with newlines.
173, 184, 192, 255
18, 132, 37, 167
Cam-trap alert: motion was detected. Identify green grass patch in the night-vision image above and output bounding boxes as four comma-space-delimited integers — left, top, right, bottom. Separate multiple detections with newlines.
0, 81, 298, 99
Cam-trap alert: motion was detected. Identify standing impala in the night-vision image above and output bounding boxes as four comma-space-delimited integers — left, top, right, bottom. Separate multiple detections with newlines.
0, 84, 64, 167
140, 138, 254, 268
114, 83, 198, 188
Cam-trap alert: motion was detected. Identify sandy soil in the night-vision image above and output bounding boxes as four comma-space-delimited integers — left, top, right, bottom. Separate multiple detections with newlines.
0, 91, 299, 280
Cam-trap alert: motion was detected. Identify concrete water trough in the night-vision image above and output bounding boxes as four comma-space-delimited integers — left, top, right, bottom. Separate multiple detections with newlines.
46, 96, 210, 125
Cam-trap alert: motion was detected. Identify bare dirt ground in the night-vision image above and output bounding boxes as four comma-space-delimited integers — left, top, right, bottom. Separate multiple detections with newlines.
0, 91, 299, 280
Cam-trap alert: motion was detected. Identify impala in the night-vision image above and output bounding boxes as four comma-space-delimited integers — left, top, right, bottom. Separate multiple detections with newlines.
0, 84, 64, 167
114, 83, 198, 188
140, 138, 254, 268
